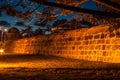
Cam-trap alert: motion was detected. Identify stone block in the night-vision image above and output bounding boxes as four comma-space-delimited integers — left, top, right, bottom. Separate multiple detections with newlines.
71, 46, 75, 50
115, 51, 120, 56
105, 45, 111, 50
83, 40, 89, 45
101, 33, 107, 39
84, 45, 89, 50
95, 45, 101, 50
111, 39, 120, 44
76, 37, 82, 41
78, 46, 84, 50
88, 35, 93, 39
97, 57, 103, 61
92, 40, 97, 44
74, 42, 82, 45
109, 33, 116, 38
94, 34, 100, 39
93, 51, 97, 55
67, 37, 75, 41
80, 51, 85, 55
88, 51, 92, 55
102, 45, 106, 50
112, 58, 120, 63
116, 31, 120, 38
112, 45, 120, 50
96, 51, 103, 56
102, 51, 108, 56
89, 40, 92, 44
87, 45, 94, 50
97, 39, 105, 44
85, 36, 89, 40
105, 39, 111, 44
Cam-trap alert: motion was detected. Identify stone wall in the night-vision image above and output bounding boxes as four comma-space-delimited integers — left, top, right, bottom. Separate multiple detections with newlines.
4, 25, 120, 63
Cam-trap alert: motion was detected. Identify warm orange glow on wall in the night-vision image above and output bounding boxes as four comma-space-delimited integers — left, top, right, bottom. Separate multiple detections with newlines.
4, 25, 120, 63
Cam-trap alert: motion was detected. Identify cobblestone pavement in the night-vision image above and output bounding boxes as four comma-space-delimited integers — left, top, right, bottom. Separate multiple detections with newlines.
0, 55, 120, 80
0, 68, 120, 80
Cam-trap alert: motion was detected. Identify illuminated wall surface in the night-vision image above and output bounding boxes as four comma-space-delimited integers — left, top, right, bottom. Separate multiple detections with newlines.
4, 25, 120, 63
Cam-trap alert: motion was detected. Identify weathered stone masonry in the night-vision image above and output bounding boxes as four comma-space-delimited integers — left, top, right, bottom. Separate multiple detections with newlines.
4, 25, 120, 63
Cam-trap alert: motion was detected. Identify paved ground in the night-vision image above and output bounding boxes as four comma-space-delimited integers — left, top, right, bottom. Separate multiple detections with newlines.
0, 54, 120, 80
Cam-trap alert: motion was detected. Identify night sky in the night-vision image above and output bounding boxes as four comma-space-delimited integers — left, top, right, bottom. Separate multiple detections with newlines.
0, 0, 99, 30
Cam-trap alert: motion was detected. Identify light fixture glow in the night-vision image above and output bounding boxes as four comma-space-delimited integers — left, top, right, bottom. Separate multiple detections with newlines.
0, 49, 4, 54
4, 28, 8, 32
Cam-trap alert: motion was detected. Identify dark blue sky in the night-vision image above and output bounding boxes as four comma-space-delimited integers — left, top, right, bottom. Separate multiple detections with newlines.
0, 0, 99, 30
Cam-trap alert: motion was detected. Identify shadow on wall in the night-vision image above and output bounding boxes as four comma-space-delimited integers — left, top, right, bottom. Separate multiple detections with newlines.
7, 27, 20, 40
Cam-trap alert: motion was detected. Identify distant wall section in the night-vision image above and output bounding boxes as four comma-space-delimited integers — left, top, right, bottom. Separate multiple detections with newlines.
4, 25, 120, 63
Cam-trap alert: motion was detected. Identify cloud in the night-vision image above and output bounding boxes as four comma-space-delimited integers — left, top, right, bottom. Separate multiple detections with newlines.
0, 20, 11, 27
15, 21, 26, 27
